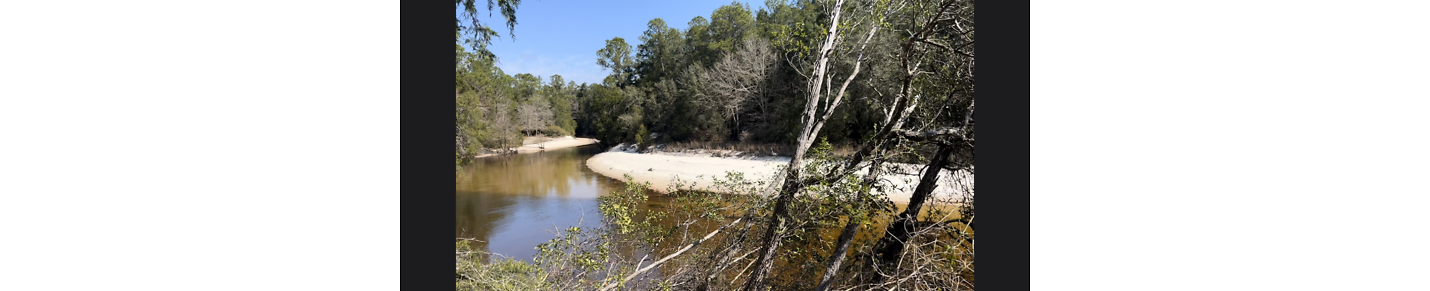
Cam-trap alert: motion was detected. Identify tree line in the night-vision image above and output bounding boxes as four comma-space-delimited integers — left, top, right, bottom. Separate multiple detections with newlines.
459, 0, 955, 163
576, 0, 863, 149
455, 53, 579, 152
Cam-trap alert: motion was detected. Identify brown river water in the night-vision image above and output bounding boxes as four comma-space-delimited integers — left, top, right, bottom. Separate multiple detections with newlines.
455, 145, 620, 260
456, 144, 968, 266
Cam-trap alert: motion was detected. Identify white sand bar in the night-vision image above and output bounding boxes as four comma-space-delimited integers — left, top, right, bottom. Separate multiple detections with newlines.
476, 137, 600, 158
513, 136, 599, 154
585, 152, 970, 204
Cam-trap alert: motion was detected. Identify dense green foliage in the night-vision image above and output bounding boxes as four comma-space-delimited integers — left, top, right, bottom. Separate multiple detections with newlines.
570, 0, 912, 147
455, 47, 579, 163
456, 240, 549, 291
458, 0, 919, 157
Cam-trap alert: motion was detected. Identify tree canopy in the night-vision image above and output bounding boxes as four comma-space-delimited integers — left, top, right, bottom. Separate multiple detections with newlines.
455, 0, 521, 61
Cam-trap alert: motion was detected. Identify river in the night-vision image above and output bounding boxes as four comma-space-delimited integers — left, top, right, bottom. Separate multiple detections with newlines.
455, 145, 620, 261
456, 143, 970, 274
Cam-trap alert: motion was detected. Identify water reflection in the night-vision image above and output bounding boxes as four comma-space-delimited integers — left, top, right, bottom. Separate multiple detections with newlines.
455, 145, 618, 261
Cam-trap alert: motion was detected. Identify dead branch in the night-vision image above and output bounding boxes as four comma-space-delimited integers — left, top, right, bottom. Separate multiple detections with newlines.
598, 217, 744, 291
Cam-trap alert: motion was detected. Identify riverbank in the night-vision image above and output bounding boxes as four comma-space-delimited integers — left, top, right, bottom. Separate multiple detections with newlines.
585, 150, 969, 204
473, 136, 600, 158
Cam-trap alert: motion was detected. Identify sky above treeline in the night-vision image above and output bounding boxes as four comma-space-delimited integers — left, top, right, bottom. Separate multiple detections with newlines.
464, 0, 767, 85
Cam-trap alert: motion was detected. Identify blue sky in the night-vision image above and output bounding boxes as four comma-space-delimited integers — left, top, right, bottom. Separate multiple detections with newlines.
463, 0, 767, 85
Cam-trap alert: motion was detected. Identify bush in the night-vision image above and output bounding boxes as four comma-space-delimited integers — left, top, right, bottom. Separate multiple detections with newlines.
541, 125, 569, 137
634, 125, 651, 151
456, 240, 551, 291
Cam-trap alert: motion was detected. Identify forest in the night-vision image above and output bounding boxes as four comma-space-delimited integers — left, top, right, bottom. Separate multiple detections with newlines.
457, 0, 973, 290
457, 0, 969, 160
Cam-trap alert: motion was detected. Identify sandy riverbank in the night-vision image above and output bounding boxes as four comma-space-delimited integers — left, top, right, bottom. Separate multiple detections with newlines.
474, 136, 600, 158
585, 151, 970, 204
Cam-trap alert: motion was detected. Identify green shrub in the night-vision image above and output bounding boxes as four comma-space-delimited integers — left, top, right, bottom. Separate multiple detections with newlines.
456, 240, 551, 291
635, 125, 651, 150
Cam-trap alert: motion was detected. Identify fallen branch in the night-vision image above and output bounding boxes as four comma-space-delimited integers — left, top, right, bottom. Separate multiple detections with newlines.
892, 127, 964, 143
598, 217, 744, 291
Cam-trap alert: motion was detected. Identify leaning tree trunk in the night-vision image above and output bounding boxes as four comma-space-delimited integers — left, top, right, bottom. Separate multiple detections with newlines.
741, 1, 882, 289
811, 103, 920, 290
740, 158, 806, 291
874, 144, 954, 267
814, 155, 891, 291
740, 5, 840, 291
812, 2, 948, 282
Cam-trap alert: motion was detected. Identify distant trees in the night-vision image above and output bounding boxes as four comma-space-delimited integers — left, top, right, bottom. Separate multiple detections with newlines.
684, 16, 716, 69
572, 0, 883, 147
456, 89, 481, 163
517, 95, 553, 136
459, 0, 967, 156
700, 37, 776, 141
706, 2, 756, 55
596, 37, 636, 87
484, 97, 520, 152
456, 0, 523, 162
636, 19, 683, 83
456, 44, 576, 160
544, 75, 578, 135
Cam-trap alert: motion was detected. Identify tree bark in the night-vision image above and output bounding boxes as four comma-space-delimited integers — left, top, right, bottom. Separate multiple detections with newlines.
814, 216, 861, 291
814, 156, 891, 291
740, 165, 803, 291
874, 144, 954, 267
740, 0, 846, 288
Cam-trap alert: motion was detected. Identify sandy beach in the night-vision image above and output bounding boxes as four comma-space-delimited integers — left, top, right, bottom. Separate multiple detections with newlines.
474, 136, 600, 158
585, 151, 970, 204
